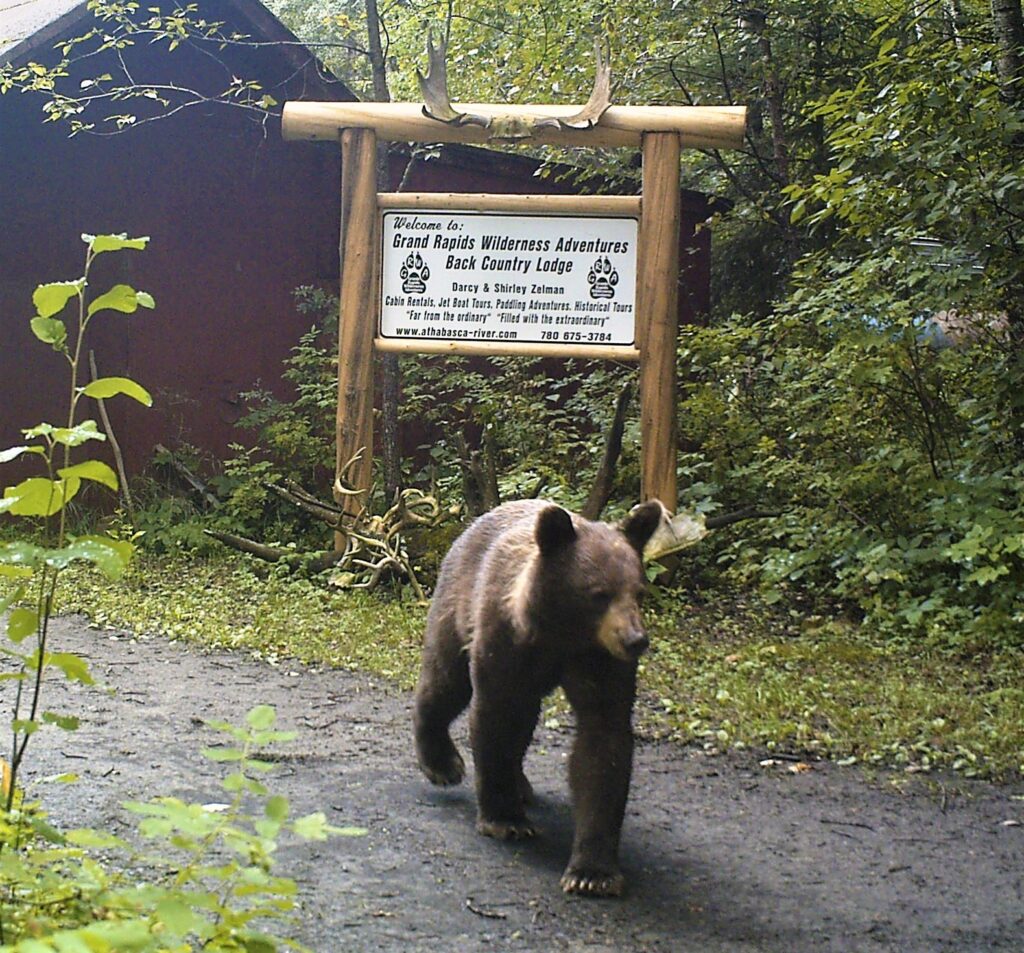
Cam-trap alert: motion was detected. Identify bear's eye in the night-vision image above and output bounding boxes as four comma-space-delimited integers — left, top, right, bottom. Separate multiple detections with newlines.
590, 589, 613, 606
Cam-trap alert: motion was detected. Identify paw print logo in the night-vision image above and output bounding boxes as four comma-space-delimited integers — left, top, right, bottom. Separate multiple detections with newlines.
401, 252, 430, 294
588, 256, 618, 300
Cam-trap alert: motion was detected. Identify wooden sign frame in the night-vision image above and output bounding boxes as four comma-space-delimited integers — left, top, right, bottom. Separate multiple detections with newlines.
282, 100, 747, 515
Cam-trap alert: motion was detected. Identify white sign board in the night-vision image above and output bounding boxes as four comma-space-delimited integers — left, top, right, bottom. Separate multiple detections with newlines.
379, 211, 638, 348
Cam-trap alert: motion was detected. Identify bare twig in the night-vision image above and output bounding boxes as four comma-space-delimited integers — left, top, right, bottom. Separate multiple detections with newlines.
465, 898, 509, 920
88, 350, 135, 522
582, 380, 633, 520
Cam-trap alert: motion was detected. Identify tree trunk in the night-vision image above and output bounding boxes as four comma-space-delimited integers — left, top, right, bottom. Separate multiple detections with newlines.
991, 0, 1024, 101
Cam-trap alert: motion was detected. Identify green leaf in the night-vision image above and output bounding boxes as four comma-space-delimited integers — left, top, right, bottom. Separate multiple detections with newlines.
21, 420, 106, 447
0, 585, 24, 615
0, 445, 46, 464
87, 283, 156, 317
82, 376, 153, 406
66, 827, 130, 848
43, 710, 80, 730
239, 936, 278, 953
265, 794, 289, 822
84, 232, 150, 254
54, 420, 106, 447
13, 719, 39, 736
3, 476, 79, 516
222, 771, 248, 793
202, 746, 246, 762
0, 565, 33, 578
30, 315, 68, 350
33, 280, 83, 318
0, 542, 45, 570
47, 536, 133, 579
156, 896, 203, 934
47, 651, 94, 685
28, 813, 67, 845
246, 705, 277, 730
7, 607, 38, 643
59, 459, 119, 491
292, 811, 333, 841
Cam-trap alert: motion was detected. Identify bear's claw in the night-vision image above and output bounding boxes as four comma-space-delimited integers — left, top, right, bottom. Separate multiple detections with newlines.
560, 868, 625, 897
477, 818, 537, 840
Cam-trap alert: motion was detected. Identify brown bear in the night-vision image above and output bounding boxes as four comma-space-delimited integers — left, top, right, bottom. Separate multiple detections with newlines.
413, 498, 663, 897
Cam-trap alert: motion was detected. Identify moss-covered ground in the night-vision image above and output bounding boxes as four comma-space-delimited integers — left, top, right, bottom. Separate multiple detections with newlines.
55, 554, 1023, 780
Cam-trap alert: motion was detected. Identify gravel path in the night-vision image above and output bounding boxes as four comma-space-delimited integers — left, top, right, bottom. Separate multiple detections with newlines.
24, 616, 1024, 952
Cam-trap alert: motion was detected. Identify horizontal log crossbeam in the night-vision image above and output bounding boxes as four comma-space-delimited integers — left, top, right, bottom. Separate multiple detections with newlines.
283, 102, 746, 150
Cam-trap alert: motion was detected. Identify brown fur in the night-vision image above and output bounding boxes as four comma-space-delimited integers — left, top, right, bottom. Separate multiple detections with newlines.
413, 499, 662, 897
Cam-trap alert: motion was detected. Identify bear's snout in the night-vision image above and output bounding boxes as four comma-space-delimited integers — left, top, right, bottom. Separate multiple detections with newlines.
597, 602, 650, 661
622, 628, 650, 660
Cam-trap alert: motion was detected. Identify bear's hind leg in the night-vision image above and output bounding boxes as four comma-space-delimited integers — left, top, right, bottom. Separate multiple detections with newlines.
414, 614, 471, 786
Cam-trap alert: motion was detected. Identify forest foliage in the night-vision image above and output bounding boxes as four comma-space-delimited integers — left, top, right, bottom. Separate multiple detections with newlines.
4, 0, 1023, 646
255, 0, 1024, 647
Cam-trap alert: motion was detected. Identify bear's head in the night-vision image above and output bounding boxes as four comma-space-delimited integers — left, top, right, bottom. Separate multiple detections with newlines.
531, 501, 663, 662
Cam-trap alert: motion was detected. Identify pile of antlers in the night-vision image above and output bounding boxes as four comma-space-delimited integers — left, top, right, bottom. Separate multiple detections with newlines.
205, 448, 440, 599
417, 35, 613, 140
326, 485, 439, 601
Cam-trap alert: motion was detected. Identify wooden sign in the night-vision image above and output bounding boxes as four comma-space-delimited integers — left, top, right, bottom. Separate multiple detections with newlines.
379, 208, 638, 356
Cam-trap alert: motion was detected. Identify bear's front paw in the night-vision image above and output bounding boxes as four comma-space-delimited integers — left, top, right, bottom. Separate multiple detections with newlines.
560, 866, 625, 898
418, 748, 465, 786
477, 817, 537, 840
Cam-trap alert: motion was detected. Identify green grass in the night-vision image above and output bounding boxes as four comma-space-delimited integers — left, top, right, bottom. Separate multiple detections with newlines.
59, 555, 426, 687
51, 554, 1024, 779
640, 595, 1024, 778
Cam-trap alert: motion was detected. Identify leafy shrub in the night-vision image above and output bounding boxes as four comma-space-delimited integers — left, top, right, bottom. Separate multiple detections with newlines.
1, 235, 355, 949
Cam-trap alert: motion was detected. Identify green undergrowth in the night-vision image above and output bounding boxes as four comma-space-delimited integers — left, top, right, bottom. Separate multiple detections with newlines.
638, 594, 1024, 779
51, 554, 1024, 780
58, 554, 425, 687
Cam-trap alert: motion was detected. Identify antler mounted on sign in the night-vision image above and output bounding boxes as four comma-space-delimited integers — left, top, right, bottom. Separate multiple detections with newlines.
417, 35, 613, 141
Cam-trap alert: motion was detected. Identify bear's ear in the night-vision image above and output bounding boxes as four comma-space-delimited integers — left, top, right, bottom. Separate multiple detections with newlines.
536, 505, 576, 554
620, 499, 665, 554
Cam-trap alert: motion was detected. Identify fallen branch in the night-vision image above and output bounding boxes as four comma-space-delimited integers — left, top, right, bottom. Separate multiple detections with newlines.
464, 898, 508, 920
203, 530, 345, 572
265, 480, 345, 528
644, 504, 780, 562
155, 443, 220, 509
205, 486, 440, 601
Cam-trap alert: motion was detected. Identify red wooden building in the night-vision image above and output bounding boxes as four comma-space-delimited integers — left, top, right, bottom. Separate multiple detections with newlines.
1, 0, 715, 477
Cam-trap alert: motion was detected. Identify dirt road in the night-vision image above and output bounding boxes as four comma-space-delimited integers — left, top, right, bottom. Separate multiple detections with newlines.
25, 617, 1024, 952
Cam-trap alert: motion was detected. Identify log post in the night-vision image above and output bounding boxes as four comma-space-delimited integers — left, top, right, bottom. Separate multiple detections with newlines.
336, 128, 379, 523
637, 132, 681, 512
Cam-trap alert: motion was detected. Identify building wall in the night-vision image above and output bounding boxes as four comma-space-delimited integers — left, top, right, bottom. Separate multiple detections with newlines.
1, 27, 343, 477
